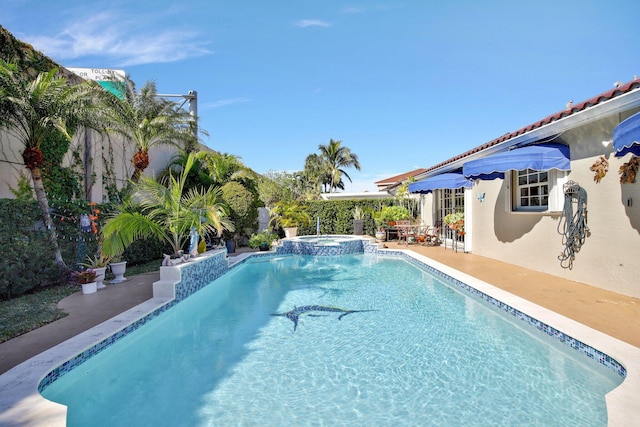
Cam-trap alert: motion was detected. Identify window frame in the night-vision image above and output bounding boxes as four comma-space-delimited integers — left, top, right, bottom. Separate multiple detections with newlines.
508, 169, 566, 213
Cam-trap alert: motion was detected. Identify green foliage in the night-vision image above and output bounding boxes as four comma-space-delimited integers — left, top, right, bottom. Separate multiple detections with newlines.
297, 199, 396, 236
221, 181, 258, 236
272, 201, 312, 228
373, 205, 412, 227
101, 153, 234, 257
443, 211, 464, 225
0, 282, 77, 343
0, 25, 58, 77
41, 129, 84, 200
257, 171, 296, 207
8, 172, 34, 201
248, 230, 278, 249
0, 199, 65, 300
121, 237, 172, 265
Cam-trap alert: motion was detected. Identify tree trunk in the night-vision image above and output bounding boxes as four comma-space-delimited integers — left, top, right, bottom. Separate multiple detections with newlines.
131, 149, 149, 183
29, 165, 66, 268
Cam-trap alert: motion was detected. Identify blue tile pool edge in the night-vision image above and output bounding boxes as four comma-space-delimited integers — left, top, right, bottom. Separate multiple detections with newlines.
36, 243, 627, 395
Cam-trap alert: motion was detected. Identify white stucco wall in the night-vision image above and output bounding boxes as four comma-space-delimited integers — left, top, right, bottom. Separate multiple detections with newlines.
468, 114, 640, 298
0, 127, 183, 202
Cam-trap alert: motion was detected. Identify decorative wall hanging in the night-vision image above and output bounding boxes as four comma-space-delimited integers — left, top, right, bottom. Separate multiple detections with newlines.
476, 192, 485, 202
589, 156, 608, 183
619, 155, 639, 184
557, 180, 589, 270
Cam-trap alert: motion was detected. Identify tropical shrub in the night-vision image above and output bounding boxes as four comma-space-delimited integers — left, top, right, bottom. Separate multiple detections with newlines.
248, 230, 278, 249
0, 199, 64, 300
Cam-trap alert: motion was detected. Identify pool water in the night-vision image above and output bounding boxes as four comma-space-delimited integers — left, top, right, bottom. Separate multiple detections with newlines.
42, 254, 620, 426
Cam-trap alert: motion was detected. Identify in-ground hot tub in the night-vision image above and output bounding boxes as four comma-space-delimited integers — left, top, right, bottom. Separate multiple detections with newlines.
276, 234, 375, 256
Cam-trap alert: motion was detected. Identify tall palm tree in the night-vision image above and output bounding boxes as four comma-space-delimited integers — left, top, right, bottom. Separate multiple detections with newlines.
101, 152, 234, 258
301, 153, 326, 195
103, 77, 199, 183
0, 61, 104, 267
317, 139, 361, 193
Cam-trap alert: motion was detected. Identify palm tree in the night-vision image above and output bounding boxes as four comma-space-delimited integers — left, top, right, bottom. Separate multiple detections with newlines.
197, 151, 257, 186
103, 77, 199, 183
301, 153, 326, 195
317, 139, 361, 193
0, 61, 104, 267
101, 152, 234, 258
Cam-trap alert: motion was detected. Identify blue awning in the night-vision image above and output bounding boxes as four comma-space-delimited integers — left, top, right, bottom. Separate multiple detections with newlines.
614, 111, 640, 157
462, 143, 571, 181
408, 173, 472, 194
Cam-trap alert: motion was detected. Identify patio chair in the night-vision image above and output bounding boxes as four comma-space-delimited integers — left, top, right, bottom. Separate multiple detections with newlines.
425, 224, 442, 246
395, 220, 413, 245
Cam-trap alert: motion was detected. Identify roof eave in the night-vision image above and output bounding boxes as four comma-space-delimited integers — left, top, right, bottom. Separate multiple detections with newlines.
417, 85, 640, 180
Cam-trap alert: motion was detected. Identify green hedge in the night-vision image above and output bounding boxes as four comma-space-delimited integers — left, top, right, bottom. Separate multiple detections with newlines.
297, 199, 397, 236
0, 198, 168, 300
0, 199, 64, 299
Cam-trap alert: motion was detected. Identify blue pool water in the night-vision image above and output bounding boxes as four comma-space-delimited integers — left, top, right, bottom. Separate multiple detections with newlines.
42, 254, 620, 426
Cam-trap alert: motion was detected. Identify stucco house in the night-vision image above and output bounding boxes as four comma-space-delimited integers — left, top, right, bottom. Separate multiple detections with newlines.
409, 78, 640, 299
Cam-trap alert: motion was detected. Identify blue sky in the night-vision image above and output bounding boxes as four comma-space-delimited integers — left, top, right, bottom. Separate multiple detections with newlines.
3, 0, 639, 192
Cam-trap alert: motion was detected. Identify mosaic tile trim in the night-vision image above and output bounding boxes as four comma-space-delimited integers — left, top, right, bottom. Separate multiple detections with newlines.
276, 237, 375, 256
39, 251, 229, 392
177, 252, 229, 301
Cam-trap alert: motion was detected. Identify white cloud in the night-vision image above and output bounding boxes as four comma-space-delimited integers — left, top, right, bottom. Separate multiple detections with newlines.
341, 6, 366, 14
203, 98, 250, 109
25, 11, 211, 67
294, 19, 332, 28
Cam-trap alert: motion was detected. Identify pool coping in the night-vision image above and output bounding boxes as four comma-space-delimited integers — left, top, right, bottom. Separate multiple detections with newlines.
1, 247, 638, 426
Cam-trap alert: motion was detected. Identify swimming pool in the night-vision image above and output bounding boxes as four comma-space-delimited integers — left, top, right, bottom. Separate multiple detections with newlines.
39, 253, 623, 426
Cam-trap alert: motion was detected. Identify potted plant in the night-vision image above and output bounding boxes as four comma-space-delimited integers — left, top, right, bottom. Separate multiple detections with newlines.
373, 206, 412, 241
82, 253, 112, 289
108, 253, 127, 284
443, 212, 465, 236
353, 206, 365, 235
271, 201, 312, 238
249, 230, 278, 251
72, 269, 98, 295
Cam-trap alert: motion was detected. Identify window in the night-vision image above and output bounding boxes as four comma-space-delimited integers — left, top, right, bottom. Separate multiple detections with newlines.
511, 169, 565, 212
437, 188, 465, 222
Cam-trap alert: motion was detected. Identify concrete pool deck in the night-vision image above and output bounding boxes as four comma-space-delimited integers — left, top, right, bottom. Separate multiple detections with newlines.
1, 243, 639, 425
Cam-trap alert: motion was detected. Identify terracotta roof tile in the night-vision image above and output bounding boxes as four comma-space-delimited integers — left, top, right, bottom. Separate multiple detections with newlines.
423, 78, 640, 173
375, 168, 428, 185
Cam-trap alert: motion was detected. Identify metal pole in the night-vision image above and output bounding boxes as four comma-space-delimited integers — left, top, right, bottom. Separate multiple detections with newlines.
157, 91, 198, 140
188, 90, 198, 140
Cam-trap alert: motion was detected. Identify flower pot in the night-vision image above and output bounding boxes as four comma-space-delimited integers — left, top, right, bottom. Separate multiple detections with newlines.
81, 281, 97, 294
109, 261, 127, 284
225, 239, 235, 254
94, 266, 107, 289
353, 219, 364, 235
284, 227, 297, 238
258, 243, 270, 251
375, 230, 386, 241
